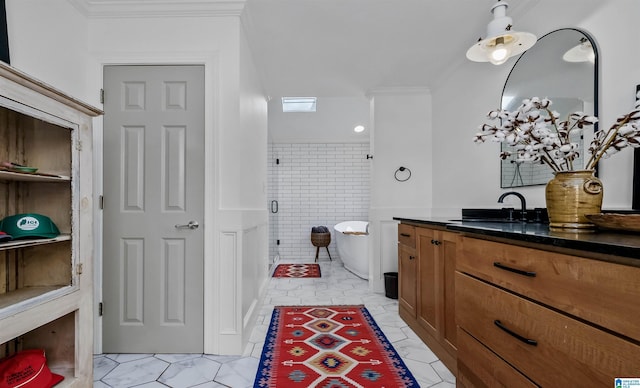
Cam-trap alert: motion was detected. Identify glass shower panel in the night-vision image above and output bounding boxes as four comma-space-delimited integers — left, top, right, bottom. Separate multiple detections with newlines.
268, 144, 280, 265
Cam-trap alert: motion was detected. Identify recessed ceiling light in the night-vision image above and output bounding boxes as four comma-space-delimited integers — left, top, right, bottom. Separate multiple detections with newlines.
354, 125, 365, 133
282, 97, 317, 112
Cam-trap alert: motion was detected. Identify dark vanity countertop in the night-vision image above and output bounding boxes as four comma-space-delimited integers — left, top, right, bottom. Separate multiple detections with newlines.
393, 217, 640, 264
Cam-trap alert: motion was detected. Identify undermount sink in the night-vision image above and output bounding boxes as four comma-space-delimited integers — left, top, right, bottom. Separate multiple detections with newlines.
451, 208, 550, 224
448, 218, 522, 223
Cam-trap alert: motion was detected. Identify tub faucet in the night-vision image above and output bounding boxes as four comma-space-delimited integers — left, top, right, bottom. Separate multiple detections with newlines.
498, 191, 527, 221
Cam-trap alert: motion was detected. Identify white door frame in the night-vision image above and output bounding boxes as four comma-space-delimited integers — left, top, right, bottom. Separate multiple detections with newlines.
90, 51, 220, 354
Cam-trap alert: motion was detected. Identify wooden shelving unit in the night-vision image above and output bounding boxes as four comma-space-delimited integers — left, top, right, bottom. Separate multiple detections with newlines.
0, 62, 101, 387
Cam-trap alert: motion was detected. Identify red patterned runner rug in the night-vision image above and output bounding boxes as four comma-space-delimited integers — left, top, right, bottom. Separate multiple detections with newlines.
253, 305, 419, 387
273, 263, 321, 278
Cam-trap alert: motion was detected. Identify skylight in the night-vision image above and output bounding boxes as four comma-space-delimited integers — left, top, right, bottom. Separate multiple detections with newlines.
282, 97, 317, 112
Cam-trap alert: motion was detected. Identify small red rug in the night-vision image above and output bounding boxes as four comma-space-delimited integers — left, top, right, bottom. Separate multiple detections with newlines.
273, 263, 321, 278
253, 305, 419, 387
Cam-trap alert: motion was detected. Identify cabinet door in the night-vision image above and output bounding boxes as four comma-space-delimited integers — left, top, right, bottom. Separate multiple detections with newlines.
398, 244, 417, 317
417, 228, 458, 356
416, 228, 437, 336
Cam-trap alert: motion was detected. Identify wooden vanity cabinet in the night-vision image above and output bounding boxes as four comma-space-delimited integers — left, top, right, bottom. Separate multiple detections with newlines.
398, 223, 458, 374
0, 63, 101, 386
456, 236, 640, 387
398, 224, 417, 317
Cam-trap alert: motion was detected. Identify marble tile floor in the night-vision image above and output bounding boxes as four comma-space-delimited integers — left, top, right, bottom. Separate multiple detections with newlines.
94, 259, 456, 387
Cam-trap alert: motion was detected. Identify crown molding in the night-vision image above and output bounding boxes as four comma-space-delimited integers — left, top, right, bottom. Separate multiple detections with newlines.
67, 0, 246, 18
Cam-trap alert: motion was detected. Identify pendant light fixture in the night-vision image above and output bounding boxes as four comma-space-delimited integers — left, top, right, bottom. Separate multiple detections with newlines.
562, 37, 595, 63
466, 1, 537, 65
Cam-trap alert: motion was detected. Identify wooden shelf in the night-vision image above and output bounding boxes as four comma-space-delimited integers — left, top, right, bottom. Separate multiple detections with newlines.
0, 291, 80, 344
0, 286, 77, 321
0, 170, 70, 182
0, 234, 71, 251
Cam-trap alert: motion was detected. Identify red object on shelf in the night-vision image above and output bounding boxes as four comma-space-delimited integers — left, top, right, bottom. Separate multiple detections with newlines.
0, 349, 64, 388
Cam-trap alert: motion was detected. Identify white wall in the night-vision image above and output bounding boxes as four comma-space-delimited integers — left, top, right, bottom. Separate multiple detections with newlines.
268, 96, 370, 143
6, 0, 89, 100
87, 12, 258, 356
369, 89, 432, 292
431, 0, 640, 214
431, 58, 514, 215
238, 25, 269, 349
581, 1, 640, 208
6, 0, 270, 356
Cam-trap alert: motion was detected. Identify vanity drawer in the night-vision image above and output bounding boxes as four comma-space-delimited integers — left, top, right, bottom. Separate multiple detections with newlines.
457, 328, 535, 388
398, 223, 416, 248
456, 273, 640, 387
458, 237, 640, 341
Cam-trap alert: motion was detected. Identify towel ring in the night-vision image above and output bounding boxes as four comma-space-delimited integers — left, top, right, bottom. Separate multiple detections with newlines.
395, 166, 411, 182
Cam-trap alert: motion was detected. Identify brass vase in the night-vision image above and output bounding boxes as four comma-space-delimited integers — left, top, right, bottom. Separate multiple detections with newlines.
545, 170, 603, 230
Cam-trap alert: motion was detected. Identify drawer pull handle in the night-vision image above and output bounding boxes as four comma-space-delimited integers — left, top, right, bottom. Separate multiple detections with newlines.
493, 262, 536, 277
494, 320, 538, 346
409, 255, 415, 260
400, 233, 411, 237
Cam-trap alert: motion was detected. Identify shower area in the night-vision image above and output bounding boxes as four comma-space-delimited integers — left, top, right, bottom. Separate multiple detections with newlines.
267, 142, 370, 265
268, 143, 281, 266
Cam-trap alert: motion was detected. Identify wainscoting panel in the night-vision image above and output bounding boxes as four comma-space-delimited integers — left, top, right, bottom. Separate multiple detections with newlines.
219, 231, 238, 335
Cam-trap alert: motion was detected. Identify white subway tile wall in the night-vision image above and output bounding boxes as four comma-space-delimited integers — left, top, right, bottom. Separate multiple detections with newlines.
268, 143, 370, 261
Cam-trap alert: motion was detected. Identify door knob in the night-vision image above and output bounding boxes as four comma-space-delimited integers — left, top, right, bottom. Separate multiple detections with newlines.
175, 220, 199, 230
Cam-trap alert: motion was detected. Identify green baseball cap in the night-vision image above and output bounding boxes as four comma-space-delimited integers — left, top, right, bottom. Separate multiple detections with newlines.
0, 214, 60, 240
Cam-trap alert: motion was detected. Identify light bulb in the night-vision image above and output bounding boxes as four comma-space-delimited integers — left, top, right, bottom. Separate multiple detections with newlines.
354, 125, 365, 133
488, 37, 511, 65
466, 1, 536, 65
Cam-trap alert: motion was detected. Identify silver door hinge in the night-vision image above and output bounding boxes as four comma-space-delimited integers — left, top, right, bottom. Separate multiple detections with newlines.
99, 302, 103, 316
76, 140, 83, 151
100, 88, 104, 104
76, 263, 83, 275
99, 195, 104, 210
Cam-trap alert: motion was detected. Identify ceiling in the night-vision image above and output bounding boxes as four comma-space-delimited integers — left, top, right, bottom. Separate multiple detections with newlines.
71, 0, 607, 142
72, 0, 607, 100
241, 0, 606, 100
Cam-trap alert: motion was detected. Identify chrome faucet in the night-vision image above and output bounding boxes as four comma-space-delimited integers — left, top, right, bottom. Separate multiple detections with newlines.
498, 191, 527, 221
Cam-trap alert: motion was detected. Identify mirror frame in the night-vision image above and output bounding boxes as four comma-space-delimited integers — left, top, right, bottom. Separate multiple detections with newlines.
500, 27, 599, 188
634, 85, 640, 209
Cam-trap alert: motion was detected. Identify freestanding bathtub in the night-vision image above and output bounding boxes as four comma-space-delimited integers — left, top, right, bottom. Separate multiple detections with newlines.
334, 221, 369, 280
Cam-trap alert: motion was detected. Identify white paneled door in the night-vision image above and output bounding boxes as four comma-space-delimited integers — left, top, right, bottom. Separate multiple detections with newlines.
102, 65, 205, 353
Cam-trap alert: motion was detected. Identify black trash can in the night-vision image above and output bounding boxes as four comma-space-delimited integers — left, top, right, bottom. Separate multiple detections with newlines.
384, 272, 398, 299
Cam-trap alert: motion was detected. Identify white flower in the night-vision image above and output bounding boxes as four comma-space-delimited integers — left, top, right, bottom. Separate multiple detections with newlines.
558, 145, 570, 153
474, 96, 640, 172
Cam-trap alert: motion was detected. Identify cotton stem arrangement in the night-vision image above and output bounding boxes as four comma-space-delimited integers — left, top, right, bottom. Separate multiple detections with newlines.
474, 94, 640, 172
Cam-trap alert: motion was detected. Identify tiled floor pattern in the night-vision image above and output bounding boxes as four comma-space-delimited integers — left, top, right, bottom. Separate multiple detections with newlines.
94, 259, 456, 387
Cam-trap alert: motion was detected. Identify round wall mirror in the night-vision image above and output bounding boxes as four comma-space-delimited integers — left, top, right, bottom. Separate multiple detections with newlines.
501, 28, 598, 188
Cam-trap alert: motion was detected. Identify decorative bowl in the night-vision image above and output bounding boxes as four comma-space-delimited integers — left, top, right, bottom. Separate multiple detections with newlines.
585, 213, 640, 233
